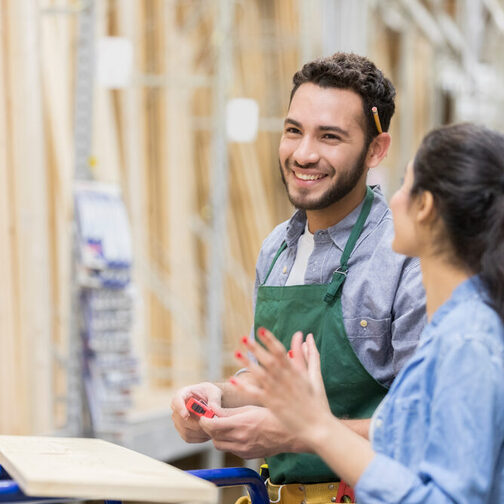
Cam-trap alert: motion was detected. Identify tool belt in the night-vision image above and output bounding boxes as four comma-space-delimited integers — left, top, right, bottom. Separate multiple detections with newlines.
265, 479, 355, 504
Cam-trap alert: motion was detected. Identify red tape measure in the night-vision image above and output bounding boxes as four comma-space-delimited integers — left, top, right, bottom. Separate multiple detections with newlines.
185, 397, 216, 418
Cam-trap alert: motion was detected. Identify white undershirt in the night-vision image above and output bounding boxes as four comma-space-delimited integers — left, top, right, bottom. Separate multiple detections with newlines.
285, 222, 315, 286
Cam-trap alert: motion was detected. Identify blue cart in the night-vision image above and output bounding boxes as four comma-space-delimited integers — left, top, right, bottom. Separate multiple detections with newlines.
0, 466, 269, 504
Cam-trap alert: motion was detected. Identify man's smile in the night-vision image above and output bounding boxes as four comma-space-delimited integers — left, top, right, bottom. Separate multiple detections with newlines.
292, 170, 328, 182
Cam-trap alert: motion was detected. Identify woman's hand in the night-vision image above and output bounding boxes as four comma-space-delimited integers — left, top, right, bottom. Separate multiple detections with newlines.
231, 328, 332, 447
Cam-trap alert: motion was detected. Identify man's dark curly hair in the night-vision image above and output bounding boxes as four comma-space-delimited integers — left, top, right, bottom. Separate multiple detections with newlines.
290, 52, 396, 145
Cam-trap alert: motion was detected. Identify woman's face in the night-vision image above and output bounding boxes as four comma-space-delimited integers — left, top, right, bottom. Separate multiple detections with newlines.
390, 162, 421, 257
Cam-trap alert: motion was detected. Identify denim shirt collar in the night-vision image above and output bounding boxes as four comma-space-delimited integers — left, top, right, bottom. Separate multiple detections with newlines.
284, 185, 389, 251
429, 275, 486, 330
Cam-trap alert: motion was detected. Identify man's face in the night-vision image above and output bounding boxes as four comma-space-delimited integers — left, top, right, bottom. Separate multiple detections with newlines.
279, 83, 369, 211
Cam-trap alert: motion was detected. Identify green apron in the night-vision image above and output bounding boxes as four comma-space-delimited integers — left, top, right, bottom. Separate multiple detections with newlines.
255, 186, 388, 484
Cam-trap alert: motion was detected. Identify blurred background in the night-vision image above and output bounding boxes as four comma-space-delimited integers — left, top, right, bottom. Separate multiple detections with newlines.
0, 0, 503, 485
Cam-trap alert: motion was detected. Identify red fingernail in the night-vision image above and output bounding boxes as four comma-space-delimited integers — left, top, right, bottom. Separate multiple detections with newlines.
288, 350, 294, 358
229, 377, 237, 385
241, 336, 248, 345
235, 350, 243, 359
258, 327, 266, 338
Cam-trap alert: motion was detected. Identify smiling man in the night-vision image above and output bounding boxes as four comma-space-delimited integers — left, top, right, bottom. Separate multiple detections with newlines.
171, 53, 426, 503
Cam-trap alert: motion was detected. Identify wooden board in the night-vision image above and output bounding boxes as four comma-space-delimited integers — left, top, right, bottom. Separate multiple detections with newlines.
5, 0, 53, 435
0, 436, 217, 504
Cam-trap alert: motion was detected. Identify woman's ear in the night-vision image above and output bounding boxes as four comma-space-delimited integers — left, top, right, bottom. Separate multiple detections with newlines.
367, 133, 391, 169
416, 190, 436, 225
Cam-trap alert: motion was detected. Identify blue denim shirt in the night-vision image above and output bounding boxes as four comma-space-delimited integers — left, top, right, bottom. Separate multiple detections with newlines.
253, 186, 426, 386
356, 277, 504, 503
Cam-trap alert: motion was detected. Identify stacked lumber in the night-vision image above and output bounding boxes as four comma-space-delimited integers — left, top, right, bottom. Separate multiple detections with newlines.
0, 2, 17, 434
221, 0, 297, 375
39, 0, 76, 430
0, 0, 53, 434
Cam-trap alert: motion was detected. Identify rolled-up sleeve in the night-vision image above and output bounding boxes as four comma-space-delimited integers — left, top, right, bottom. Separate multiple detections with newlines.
356, 337, 504, 503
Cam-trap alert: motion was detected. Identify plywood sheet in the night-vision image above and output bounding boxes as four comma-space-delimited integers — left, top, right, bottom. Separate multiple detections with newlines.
0, 436, 217, 504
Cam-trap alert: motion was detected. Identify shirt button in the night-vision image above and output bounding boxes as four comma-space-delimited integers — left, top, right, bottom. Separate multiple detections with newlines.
328, 484, 334, 490
331, 498, 337, 503
282, 266, 287, 274
360, 319, 368, 328
298, 486, 304, 492
375, 418, 383, 428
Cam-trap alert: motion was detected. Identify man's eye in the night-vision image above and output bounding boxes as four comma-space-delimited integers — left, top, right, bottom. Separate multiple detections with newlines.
285, 127, 301, 134
323, 134, 340, 140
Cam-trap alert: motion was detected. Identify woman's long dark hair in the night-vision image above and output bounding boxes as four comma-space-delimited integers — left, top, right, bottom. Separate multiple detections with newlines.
411, 123, 504, 322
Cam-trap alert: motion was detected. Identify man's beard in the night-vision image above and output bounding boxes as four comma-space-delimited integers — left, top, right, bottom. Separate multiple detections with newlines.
279, 146, 368, 210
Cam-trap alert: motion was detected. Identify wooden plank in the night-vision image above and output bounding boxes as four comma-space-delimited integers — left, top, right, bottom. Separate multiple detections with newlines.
0, 0, 18, 434
163, 1, 203, 388
40, 0, 75, 430
116, 0, 151, 394
5, 0, 53, 434
0, 435, 217, 503
93, 0, 122, 184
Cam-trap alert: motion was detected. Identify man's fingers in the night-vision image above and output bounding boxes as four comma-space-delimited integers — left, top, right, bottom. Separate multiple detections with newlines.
171, 413, 211, 443
199, 415, 241, 437
170, 383, 223, 418
172, 412, 202, 431
171, 401, 189, 419
180, 431, 211, 443
171, 392, 192, 419
205, 386, 223, 411
212, 404, 252, 417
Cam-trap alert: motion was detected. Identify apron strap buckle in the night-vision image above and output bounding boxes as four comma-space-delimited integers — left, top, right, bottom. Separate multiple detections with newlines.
323, 267, 348, 304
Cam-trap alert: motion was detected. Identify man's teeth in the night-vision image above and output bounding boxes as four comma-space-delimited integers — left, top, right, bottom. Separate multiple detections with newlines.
295, 172, 325, 181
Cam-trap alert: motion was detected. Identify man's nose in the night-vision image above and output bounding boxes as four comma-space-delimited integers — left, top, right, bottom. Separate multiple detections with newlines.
292, 136, 319, 166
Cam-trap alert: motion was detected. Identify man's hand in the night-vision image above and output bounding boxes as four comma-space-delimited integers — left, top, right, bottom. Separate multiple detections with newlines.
170, 382, 223, 443
199, 404, 307, 459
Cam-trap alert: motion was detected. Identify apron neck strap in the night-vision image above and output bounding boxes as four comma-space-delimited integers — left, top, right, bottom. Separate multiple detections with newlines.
339, 185, 374, 270
324, 186, 375, 303
263, 240, 288, 284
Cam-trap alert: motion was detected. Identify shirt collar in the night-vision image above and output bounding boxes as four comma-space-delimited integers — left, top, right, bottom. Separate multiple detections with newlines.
284, 210, 307, 247
284, 185, 389, 251
429, 275, 486, 329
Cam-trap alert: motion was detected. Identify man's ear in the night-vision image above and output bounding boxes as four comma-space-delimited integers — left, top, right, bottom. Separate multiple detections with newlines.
366, 133, 391, 169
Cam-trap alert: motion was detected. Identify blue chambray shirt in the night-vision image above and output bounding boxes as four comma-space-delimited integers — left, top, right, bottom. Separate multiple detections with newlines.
253, 186, 426, 387
357, 277, 504, 503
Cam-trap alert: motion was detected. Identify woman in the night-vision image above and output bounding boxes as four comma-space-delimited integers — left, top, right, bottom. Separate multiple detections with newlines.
232, 123, 504, 503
